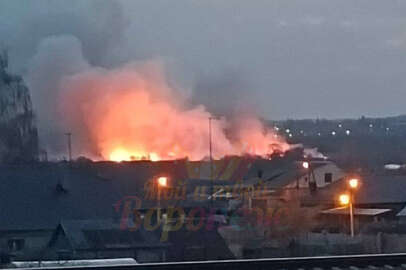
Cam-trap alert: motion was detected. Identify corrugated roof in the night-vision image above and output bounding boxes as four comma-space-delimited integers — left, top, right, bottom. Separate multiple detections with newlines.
321, 207, 391, 216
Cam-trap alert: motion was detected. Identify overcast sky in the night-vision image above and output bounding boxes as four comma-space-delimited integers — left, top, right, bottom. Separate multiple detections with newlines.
1, 0, 406, 120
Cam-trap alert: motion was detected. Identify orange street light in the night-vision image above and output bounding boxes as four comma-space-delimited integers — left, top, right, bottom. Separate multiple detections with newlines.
157, 176, 168, 187
339, 193, 350, 205
157, 176, 168, 223
339, 193, 354, 237
348, 178, 359, 189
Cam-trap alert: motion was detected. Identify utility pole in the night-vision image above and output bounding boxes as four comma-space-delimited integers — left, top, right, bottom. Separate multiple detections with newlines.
65, 132, 72, 162
350, 193, 354, 237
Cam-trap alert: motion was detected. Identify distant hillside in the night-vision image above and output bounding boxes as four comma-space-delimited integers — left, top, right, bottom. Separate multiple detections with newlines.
0, 51, 38, 162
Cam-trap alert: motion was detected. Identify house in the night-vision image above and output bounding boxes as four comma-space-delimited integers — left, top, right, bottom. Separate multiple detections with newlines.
45, 219, 168, 263
242, 159, 345, 209
164, 222, 234, 261
302, 174, 406, 233
0, 163, 120, 261
0, 162, 235, 262
245, 159, 345, 190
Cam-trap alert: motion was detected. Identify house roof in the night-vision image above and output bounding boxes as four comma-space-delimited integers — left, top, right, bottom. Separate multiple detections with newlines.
51, 219, 166, 250
321, 207, 391, 216
355, 174, 406, 204
165, 225, 234, 261
0, 157, 330, 231
303, 174, 406, 206
0, 163, 230, 231
396, 206, 406, 216
245, 159, 330, 189
0, 163, 122, 230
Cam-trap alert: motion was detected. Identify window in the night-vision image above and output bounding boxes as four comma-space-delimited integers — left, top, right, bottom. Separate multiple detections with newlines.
8, 239, 24, 252
324, 173, 332, 183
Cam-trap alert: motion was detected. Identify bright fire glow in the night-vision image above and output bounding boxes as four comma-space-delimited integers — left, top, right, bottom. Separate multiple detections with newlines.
109, 148, 161, 162
59, 63, 291, 161
109, 148, 132, 162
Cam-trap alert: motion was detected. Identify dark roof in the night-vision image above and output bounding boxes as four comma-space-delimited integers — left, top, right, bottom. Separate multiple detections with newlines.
0, 163, 229, 231
0, 164, 122, 230
0, 157, 318, 231
165, 225, 234, 261
356, 174, 406, 204
50, 219, 166, 250
245, 159, 328, 189
302, 174, 406, 206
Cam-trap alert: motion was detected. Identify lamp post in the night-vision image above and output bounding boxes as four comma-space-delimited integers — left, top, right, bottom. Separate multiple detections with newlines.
339, 177, 360, 238
302, 160, 316, 193
157, 176, 168, 223
208, 116, 219, 206
348, 178, 359, 238
339, 193, 354, 237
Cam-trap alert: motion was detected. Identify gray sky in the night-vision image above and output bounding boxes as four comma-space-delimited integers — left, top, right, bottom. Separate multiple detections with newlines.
1, 0, 406, 120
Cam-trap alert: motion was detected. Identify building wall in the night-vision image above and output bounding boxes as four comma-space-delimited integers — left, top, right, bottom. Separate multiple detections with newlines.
285, 163, 345, 189
0, 230, 53, 260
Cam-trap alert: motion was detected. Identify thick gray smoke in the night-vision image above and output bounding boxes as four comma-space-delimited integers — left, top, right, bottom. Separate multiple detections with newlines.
0, 0, 129, 156
1, 0, 406, 157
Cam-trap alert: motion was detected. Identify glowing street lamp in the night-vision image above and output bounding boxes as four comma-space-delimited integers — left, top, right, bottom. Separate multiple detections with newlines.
339, 194, 350, 205
339, 192, 354, 237
348, 178, 359, 189
158, 176, 168, 187
339, 177, 361, 238
302, 161, 309, 169
157, 176, 169, 223
302, 161, 317, 193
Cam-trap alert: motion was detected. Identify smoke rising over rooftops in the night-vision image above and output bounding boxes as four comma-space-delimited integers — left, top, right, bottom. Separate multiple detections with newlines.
1, 0, 406, 156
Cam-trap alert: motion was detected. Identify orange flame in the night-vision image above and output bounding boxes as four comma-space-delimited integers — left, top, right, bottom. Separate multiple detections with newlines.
59, 63, 290, 161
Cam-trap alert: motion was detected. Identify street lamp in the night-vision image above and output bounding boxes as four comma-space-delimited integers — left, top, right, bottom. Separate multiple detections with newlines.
158, 176, 168, 187
339, 193, 350, 205
348, 178, 359, 189
302, 161, 309, 169
339, 193, 353, 237
302, 160, 317, 193
157, 176, 168, 223
208, 116, 220, 206
339, 177, 360, 238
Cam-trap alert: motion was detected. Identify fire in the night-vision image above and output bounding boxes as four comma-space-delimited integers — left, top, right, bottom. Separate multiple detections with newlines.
59, 62, 290, 161
109, 148, 161, 162
109, 148, 131, 162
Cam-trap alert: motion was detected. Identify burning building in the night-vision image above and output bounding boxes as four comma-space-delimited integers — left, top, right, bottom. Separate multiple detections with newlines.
57, 62, 290, 162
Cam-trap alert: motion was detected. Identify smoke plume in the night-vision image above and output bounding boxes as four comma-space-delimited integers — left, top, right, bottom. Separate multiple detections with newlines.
24, 35, 288, 161
58, 57, 289, 161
